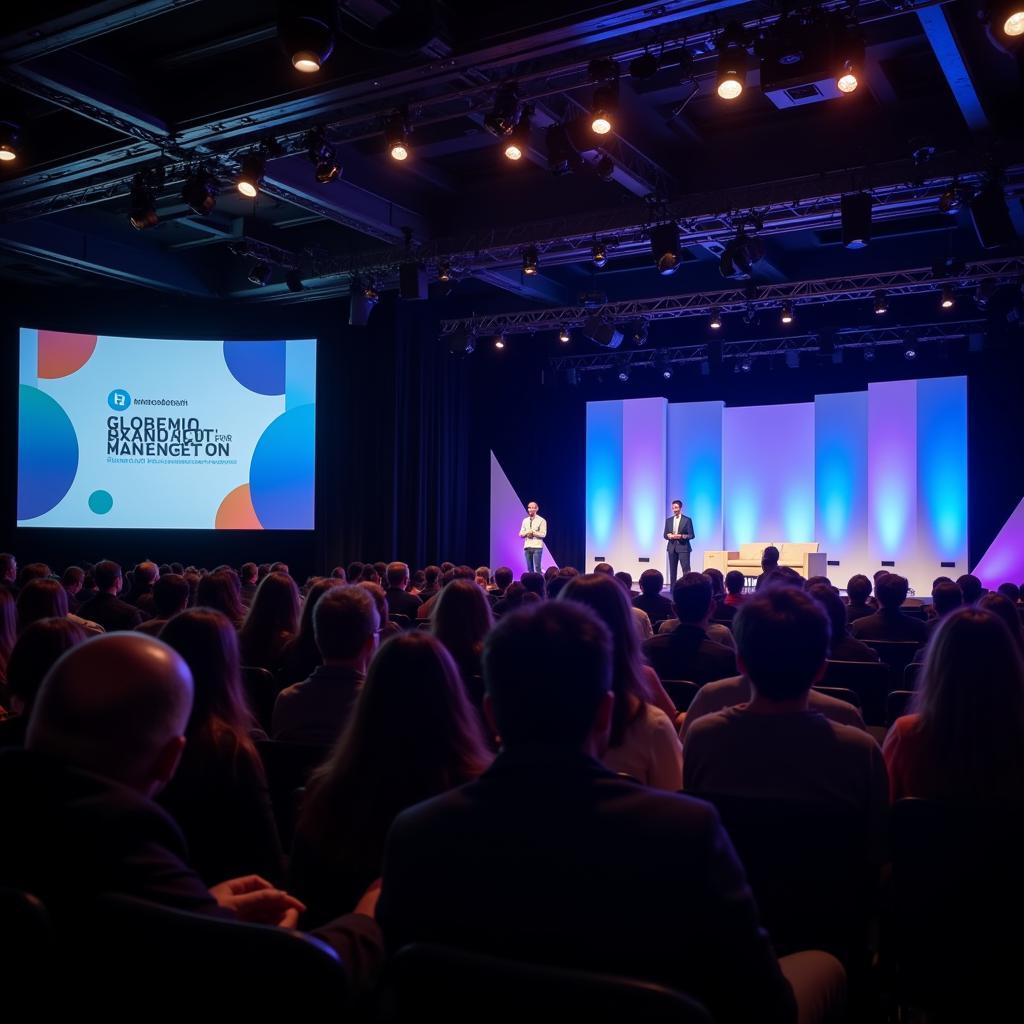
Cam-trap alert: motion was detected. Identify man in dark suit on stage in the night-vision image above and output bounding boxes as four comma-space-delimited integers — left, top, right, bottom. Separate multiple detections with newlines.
664, 499, 694, 586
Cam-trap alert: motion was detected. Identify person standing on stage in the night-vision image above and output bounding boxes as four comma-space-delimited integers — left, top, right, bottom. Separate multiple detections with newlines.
519, 501, 547, 574
663, 500, 694, 586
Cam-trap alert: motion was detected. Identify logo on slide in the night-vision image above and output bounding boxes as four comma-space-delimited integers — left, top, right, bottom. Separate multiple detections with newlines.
107, 388, 131, 411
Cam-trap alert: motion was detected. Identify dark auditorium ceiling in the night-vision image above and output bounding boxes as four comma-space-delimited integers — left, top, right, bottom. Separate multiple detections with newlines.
0, 0, 1020, 314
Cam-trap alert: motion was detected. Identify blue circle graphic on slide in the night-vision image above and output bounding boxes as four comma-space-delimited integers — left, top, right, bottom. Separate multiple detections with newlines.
108, 388, 132, 411
17, 384, 79, 520
250, 404, 315, 529
89, 490, 114, 515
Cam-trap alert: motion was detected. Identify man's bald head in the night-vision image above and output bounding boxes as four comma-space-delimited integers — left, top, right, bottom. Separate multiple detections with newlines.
27, 633, 193, 792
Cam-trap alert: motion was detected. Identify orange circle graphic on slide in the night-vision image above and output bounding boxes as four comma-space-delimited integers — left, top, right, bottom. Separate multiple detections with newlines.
215, 483, 264, 530
38, 331, 98, 379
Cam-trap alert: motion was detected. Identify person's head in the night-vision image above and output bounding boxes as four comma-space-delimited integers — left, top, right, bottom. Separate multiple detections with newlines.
170, 562, 184, 576
725, 570, 745, 596
807, 583, 848, 652
545, 575, 570, 599
0, 553, 16, 584
734, 588, 830, 701
27, 634, 193, 795
346, 561, 364, 583
521, 571, 545, 597
483, 603, 613, 750
5, 618, 86, 716
300, 632, 491, 851
151, 573, 190, 620
671, 500, 682, 516
160, 608, 253, 743
360, 564, 380, 584
431, 578, 494, 666
270, 561, 290, 577
440, 562, 455, 575
761, 546, 780, 570
875, 572, 909, 611
196, 570, 246, 625
703, 567, 725, 599
501, 581, 526, 608
314, 585, 379, 667
593, 563, 614, 576
134, 561, 159, 587
16, 579, 69, 633
997, 582, 1021, 604
94, 560, 123, 594
846, 574, 872, 605
559, 574, 651, 748
913, 608, 1024, 799
359, 581, 390, 628
492, 566, 512, 593
240, 562, 258, 584
639, 568, 664, 596
932, 579, 964, 618
422, 564, 440, 588
672, 572, 713, 626
242, 571, 301, 638
62, 566, 85, 595
805, 576, 831, 589
330, 566, 347, 582
386, 561, 410, 590
526, 501, 539, 516
543, 566, 558, 583
613, 571, 633, 594
476, 566, 493, 588
955, 574, 983, 604
978, 593, 1024, 655
294, 577, 343, 651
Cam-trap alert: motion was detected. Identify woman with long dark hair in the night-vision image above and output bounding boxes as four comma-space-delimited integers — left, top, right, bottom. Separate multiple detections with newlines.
280, 578, 343, 685
431, 579, 493, 709
290, 632, 492, 926
239, 572, 300, 673
559, 573, 682, 790
159, 608, 283, 884
15, 578, 102, 636
884, 607, 1024, 801
196, 569, 247, 629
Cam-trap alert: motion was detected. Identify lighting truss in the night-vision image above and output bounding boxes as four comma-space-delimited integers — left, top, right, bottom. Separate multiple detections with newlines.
441, 260, 1024, 338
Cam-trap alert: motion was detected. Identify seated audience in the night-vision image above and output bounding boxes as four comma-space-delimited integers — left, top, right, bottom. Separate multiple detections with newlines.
61, 566, 85, 611
724, 569, 746, 609
807, 584, 880, 663
845, 575, 874, 624
704, 568, 728, 616
378, 601, 845, 1024
360, 581, 401, 640
850, 573, 928, 644
17, 563, 52, 591
239, 571, 300, 673
239, 562, 259, 605
926, 579, 964, 638
136, 574, 190, 636
884, 607, 1024, 801
16, 578, 103, 636
560, 574, 681, 789
593, 562, 614, 576
359, 564, 380, 584
754, 546, 781, 590
159, 609, 283, 885
126, 561, 159, 615
290, 632, 491, 927
408, 569, 425, 595
476, 566, 495, 591
683, 588, 887, 857
346, 561, 364, 585
385, 561, 422, 620
491, 580, 526, 619
272, 586, 378, 745
615, 571, 654, 641
418, 564, 442, 600
196, 569, 247, 629
0, 553, 16, 594
431, 579, 493, 701
633, 568, 674, 623
330, 566, 347, 582
978, 592, 1024, 656
76, 560, 143, 632
0, 619, 86, 748
956, 573, 984, 605
279, 578, 343, 685
997, 582, 1020, 605
643, 573, 737, 685
521, 571, 546, 599
0, 632, 382, 978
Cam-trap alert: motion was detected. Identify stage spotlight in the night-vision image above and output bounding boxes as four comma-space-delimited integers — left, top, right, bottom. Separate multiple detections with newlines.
740, 358, 752, 373
940, 286, 955, 309
181, 168, 218, 216
503, 108, 530, 161
974, 280, 998, 309
363, 278, 380, 302
385, 109, 410, 161
630, 51, 659, 81
448, 329, 475, 356
484, 84, 520, 138
650, 222, 682, 276
522, 246, 539, 276
237, 152, 265, 198
592, 240, 608, 268
582, 317, 624, 349
716, 24, 748, 100
630, 320, 649, 346
742, 303, 757, 326
437, 258, 453, 283
128, 173, 158, 230
836, 60, 859, 94
545, 124, 582, 176
494, 335, 506, 349
834, 22, 865, 93
719, 230, 764, 280
307, 131, 341, 183
904, 342, 917, 361
618, 369, 630, 382
873, 290, 889, 315
995, 1, 1024, 37
841, 192, 872, 249
590, 84, 617, 135
595, 155, 615, 181
709, 307, 723, 330
559, 326, 571, 343
0, 122, 21, 162
280, 7, 336, 72
863, 347, 876, 363
248, 261, 273, 287
938, 184, 963, 215
285, 268, 305, 293
780, 301, 795, 325
661, 367, 673, 380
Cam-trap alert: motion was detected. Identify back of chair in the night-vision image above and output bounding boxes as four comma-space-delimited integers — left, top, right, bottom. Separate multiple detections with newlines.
380, 943, 712, 1024
902, 660, 922, 690
812, 685, 862, 709
85, 893, 348, 1015
821, 660, 891, 725
887, 799, 1024, 1013
885, 690, 914, 727
691, 792, 875, 961
390, 612, 412, 629
863, 640, 922, 683
661, 679, 699, 713
241, 665, 281, 732
256, 739, 330, 847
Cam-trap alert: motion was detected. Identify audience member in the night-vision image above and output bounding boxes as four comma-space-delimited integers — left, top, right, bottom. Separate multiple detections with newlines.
239, 562, 259, 605
239, 572, 300, 673
807, 584, 880, 663
643, 573, 737, 685
476, 566, 494, 590
418, 565, 442, 599
77, 561, 143, 632
159, 609, 282, 885
346, 561, 364, 585
279, 578, 343, 685
431, 579, 494, 703
196, 569, 247, 628
126, 561, 160, 615
521, 571, 545, 598
927, 579, 964, 637
754, 546, 781, 590
330, 566, 347, 582
884, 608, 1024, 801
560, 575, 681, 789
384, 562, 422, 620
61, 566, 85, 610
0, 553, 16, 594
378, 601, 843, 1024
997, 582, 1020, 605
724, 570, 746, 609
17, 563, 52, 591
136, 574, 190, 636
633, 568, 674, 623
956, 573, 984, 605
16, 578, 103, 636
272, 586, 378, 745
593, 562, 614, 576
978, 592, 1024, 656
360, 564, 380, 584
360, 581, 401, 640
291, 633, 491, 928
845, 575, 874, 624
850, 573, 927, 644
491, 580, 526, 619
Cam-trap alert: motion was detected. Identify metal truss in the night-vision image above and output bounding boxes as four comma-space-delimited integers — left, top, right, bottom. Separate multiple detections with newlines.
440, 259, 1024, 337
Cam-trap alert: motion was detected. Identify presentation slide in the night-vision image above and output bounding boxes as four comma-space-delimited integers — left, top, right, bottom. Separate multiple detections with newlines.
17, 328, 317, 530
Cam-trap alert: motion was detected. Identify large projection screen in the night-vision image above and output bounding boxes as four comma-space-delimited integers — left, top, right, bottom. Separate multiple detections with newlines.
17, 329, 317, 530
